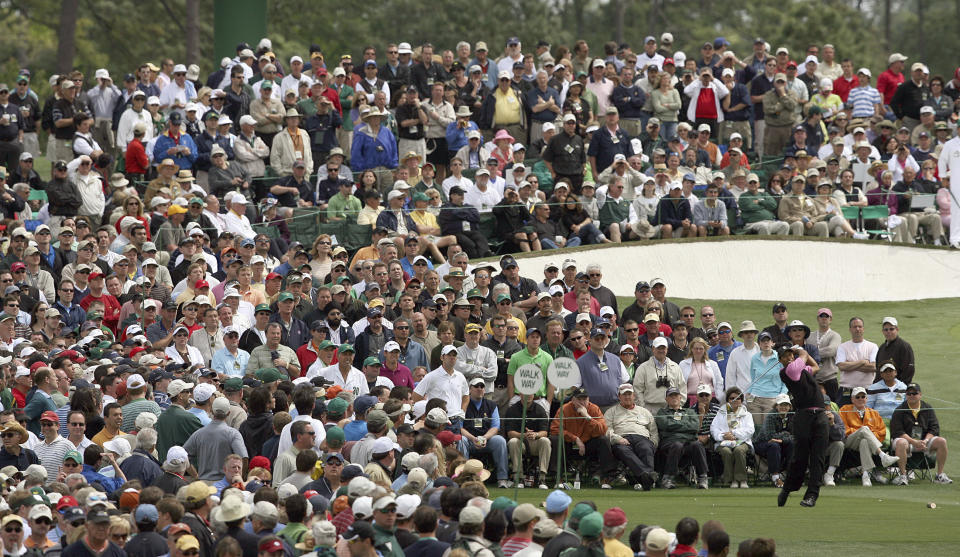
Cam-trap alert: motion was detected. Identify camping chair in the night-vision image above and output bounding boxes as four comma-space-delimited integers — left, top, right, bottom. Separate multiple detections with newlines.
841, 206, 863, 233
860, 205, 893, 241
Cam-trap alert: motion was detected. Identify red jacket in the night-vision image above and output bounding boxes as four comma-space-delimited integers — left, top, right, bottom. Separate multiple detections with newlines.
125, 138, 149, 175
79, 293, 122, 334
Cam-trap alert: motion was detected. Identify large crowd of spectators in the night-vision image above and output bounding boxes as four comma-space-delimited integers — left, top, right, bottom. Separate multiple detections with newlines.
0, 31, 953, 557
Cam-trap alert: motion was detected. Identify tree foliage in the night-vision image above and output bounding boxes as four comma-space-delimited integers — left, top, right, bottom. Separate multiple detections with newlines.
1, 0, 957, 102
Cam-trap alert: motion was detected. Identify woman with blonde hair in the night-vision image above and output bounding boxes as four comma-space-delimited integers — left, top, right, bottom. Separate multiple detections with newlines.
113, 195, 150, 240
108, 515, 132, 547
680, 337, 724, 406
309, 234, 334, 284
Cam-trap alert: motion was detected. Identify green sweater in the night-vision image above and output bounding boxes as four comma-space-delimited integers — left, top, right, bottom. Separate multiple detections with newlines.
598, 196, 630, 229
739, 190, 780, 223
327, 192, 362, 222
654, 406, 701, 444
372, 523, 404, 557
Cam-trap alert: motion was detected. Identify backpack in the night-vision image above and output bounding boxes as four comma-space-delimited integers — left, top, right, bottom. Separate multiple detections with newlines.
449, 537, 498, 557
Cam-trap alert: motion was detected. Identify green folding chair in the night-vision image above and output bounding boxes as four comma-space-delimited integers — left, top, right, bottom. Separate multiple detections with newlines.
860, 205, 892, 241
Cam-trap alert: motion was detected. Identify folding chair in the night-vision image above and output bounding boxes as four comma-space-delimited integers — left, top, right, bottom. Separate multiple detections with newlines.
860, 205, 893, 241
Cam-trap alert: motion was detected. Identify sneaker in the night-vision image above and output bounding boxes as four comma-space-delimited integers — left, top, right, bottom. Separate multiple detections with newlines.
892, 474, 909, 486
934, 473, 953, 484
662, 477, 676, 490
497, 480, 513, 489
822, 473, 836, 487
871, 470, 888, 485
600, 482, 612, 489
739, 480, 750, 489
516, 483, 524, 489
853, 232, 870, 240
697, 475, 709, 490
907, 470, 917, 480
862, 474, 872, 487
879, 452, 899, 467
633, 483, 644, 491
729, 481, 739, 489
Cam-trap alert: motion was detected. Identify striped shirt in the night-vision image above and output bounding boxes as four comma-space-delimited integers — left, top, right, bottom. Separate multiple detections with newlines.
121, 397, 162, 432
847, 86, 882, 118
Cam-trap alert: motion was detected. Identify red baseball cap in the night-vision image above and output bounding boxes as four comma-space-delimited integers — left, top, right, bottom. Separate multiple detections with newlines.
129, 346, 146, 359
58, 350, 86, 363
663, 58, 675, 66
10, 262, 25, 272
194, 280, 209, 290
249, 455, 271, 471
40, 411, 59, 424
167, 523, 192, 537
88, 270, 104, 280
56, 495, 80, 512
603, 507, 627, 527
266, 272, 282, 281
259, 539, 284, 554
436, 430, 462, 447
30, 361, 47, 374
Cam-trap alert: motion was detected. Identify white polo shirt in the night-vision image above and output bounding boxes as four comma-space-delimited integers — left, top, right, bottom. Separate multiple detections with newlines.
414, 366, 469, 419
317, 364, 369, 397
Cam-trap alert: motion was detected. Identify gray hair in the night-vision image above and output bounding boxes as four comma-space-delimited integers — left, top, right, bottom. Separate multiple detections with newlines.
492, 283, 510, 296
137, 428, 158, 450
603, 524, 626, 539
163, 458, 188, 474
418, 453, 438, 476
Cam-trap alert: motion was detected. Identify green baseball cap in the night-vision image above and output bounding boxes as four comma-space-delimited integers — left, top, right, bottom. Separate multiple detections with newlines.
495, 293, 511, 304
578, 512, 603, 537
362, 356, 382, 367
222, 377, 243, 392
413, 192, 430, 202
569, 503, 595, 523
88, 310, 104, 320
255, 303, 272, 314
317, 340, 335, 350
338, 343, 355, 353
466, 288, 484, 299
325, 425, 346, 447
64, 450, 83, 464
326, 399, 348, 417
278, 292, 295, 303
254, 368, 283, 383
189, 197, 205, 206
490, 496, 517, 512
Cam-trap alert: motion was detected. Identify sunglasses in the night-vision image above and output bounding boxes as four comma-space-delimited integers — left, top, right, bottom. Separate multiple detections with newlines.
1, 433, 19, 439
5, 527, 21, 533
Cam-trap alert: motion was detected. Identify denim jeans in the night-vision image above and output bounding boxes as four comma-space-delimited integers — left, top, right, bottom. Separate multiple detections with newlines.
466, 435, 509, 480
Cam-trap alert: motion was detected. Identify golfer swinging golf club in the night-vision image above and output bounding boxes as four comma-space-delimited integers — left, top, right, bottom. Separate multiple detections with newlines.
776, 343, 828, 508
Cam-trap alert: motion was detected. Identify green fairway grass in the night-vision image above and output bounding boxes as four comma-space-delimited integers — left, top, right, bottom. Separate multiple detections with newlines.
486, 297, 960, 555
491, 483, 959, 556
